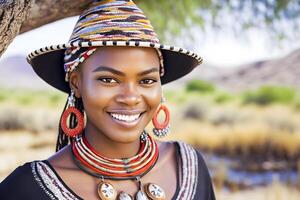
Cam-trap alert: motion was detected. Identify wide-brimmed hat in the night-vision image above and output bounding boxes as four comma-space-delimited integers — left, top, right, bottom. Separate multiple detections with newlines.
27, 0, 203, 93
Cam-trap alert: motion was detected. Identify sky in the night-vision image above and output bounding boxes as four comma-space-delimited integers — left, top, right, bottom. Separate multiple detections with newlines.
2, 16, 300, 68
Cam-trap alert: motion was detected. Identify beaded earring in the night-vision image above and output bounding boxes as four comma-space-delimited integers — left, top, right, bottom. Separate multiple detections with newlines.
60, 90, 84, 137
140, 130, 149, 142
152, 97, 170, 138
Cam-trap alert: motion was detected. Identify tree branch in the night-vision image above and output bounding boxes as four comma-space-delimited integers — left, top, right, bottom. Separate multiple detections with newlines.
0, 0, 93, 57
20, 0, 93, 33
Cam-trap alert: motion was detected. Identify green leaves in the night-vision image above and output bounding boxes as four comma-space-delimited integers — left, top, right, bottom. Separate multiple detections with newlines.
136, 0, 300, 42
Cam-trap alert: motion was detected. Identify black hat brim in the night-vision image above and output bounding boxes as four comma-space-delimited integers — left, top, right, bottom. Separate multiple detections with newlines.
28, 42, 202, 93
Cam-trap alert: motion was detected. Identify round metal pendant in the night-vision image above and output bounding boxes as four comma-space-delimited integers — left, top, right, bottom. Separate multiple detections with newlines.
136, 190, 149, 200
145, 183, 165, 200
97, 181, 117, 200
118, 191, 133, 200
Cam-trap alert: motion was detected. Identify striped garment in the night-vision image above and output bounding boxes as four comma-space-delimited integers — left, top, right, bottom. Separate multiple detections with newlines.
31, 142, 202, 200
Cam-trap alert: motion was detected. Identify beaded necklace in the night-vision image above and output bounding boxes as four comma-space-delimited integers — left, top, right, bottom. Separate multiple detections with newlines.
71, 134, 166, 200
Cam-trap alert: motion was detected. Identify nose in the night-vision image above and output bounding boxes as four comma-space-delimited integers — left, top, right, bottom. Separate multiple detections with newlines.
115, 83, 142, 106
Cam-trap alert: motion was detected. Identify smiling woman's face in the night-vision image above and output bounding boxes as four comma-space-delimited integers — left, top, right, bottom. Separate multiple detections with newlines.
69, 46, 162, 143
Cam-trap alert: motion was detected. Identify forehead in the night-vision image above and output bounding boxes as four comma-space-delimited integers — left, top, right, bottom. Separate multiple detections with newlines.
81, 46, 160, 72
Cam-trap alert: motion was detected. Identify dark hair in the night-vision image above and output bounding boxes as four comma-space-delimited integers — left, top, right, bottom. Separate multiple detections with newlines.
55, 94, 84, 152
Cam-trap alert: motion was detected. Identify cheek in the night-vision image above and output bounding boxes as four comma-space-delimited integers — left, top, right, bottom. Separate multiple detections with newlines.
80, 76, 113, 110
143, 85, 162, 112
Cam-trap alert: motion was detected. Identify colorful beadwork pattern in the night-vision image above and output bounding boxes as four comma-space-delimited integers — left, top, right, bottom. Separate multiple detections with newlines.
69, 0, 159, 43
64, 0, 163, 81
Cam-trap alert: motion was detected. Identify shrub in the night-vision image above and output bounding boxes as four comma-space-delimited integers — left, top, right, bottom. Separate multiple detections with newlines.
183, 103, 208, 120
164, 90, 188, 104
209, 112, 237, 126
0, 93, 7, 102
242, 86, 296, 106
214, 92, 233, 104
16, 95, 32, 105
49, 93, 64, 106
0, 107, 25, 130
186, 79, 215, 93
293, 99, 300, 110
0, 88, 11, 102
0, 106, 59, 131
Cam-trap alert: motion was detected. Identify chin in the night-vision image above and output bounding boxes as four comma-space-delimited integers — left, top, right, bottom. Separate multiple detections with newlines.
105, 129, 143, 144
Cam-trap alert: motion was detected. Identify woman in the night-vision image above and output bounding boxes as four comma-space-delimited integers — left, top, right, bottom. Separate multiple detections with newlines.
0, 0, 215, 199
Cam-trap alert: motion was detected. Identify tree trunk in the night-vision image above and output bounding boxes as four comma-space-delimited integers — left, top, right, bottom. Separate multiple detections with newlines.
0, 0, 33, 57
0, 0, 93, 57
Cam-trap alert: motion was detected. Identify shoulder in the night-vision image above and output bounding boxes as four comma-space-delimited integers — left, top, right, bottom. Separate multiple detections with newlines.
47, 145, 76, 169
0, 161, 50, 200
0, 162, 34, 187
174, 141, 216, 200
174, 140, 207, 166
175, 141, 212, 177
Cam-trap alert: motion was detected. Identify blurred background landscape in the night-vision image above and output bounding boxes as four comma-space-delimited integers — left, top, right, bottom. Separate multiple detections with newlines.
1, 0, 300, 199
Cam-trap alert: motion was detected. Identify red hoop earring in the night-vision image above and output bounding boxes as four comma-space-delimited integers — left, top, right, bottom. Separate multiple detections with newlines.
60, 90, 84, 137
152, 104, 170, 138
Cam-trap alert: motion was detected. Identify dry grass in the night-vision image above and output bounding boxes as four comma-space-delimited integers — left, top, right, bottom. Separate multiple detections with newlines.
162, 101, 300, 160
165, 120, 300, 158
216, 184, 300, 200
0, 104, 60, 131
0, 130, 56, 181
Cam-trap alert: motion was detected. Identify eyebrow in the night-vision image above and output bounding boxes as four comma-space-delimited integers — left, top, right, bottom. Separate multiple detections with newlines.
138, 68, 159, 76
92, 66, 159, 76
92, 66, 125, 76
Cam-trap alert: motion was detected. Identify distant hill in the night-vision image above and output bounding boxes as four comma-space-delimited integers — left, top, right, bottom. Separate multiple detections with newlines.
165, 63, 226, 89
211, 49, 300, 91
0, 55, 53, 90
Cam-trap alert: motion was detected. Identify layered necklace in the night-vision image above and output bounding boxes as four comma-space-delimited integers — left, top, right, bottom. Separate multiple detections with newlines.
71, 133, 166, 200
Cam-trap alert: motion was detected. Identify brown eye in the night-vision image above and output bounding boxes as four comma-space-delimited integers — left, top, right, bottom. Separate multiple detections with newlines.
140, 79, 157, 85
98, 77, 118, 83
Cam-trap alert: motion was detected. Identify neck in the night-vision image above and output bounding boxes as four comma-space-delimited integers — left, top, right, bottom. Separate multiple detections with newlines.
83, 123, 141, 159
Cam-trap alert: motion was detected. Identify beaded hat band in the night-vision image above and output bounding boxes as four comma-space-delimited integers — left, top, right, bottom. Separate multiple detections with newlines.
27, 0, 203, 93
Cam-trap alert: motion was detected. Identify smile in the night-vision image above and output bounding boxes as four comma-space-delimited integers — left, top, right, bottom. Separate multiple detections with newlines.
110, 113, 141, 123
107, 111, 145, 128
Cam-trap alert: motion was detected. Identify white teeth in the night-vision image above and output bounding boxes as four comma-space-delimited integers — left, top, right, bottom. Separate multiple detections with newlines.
110, 113, 140, 122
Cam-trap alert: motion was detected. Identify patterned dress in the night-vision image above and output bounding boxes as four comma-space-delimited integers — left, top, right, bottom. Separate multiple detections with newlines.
0, 142, 215, 200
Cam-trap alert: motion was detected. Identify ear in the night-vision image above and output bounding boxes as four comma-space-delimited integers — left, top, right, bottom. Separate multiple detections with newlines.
68, 71, 81, 98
